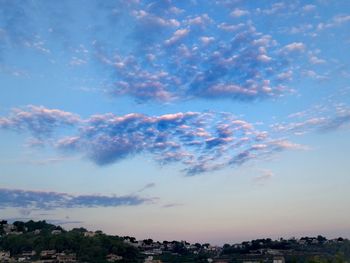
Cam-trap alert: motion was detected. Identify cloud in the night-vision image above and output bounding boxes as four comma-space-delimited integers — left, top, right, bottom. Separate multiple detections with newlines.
230, 8, 250, 18
130, 6, 181, 49
302, 70, 328, 81
309, 56, 326, 65
200, 36, 215, 45
0, 105, 80, 137
137, 183, 156, 193
253, 169, 274, 183
162, 203, 184, 208
302, 4, 316, 12
0, 106, 302, 175
164, 28, 190, 46
0, 187, 153, 210
98, 15, 299, 102
258, 2, 289, 15
282, 42, 306, 53
217, 22, 245, 32
1, 1, 312, 103
185, 14, 212, 28
317, 14, 350, 31
272, 103, 350, 135
288, 24, 314, 35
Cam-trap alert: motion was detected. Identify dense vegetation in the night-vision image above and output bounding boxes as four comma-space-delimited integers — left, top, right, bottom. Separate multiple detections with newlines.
0, 220, 142, 262
220, 237, 350, 263
1, 220, 350, 262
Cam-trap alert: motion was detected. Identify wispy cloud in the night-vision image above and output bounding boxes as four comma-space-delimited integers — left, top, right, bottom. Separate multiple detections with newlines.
0, 187, 154, 210
272, 103, 350, 135
253, 169, 274, 184
317, 14, 350, 31
162, 203, 184, 208
137, 183, 156, 193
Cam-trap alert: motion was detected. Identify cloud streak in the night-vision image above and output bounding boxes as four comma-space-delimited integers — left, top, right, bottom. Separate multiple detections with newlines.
272, 103, 350, 135
253, 169, 274, 184
0, 187, 153, 210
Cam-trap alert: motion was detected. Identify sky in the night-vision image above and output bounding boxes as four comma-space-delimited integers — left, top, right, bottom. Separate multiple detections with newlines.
0, 0, 350, 245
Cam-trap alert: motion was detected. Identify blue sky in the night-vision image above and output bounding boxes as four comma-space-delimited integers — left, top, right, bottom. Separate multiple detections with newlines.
0, 0, 350, 244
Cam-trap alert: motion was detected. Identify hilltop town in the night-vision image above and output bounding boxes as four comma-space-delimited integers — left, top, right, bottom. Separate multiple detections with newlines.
0, 220, 349, 263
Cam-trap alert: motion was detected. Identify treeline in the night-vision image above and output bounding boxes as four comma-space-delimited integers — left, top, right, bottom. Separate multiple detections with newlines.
0, 220, 142, 262
1, 220, 350, 263
221, 236, 350, 262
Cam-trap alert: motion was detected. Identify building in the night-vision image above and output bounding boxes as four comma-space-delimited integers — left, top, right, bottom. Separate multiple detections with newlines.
106, 254, 123, 262
40, 250, 57, 260
51, 229, 62, 235
0, 251, 11, 262
18, 250, 36, 261
83, 231, 96, 237
57, 252, 77, 263
144, 256, 162, 263
273, 256, 285, 263
3, 224, 15, 234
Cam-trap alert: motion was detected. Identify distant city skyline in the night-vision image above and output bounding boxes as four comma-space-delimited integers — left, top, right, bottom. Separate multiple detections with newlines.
0, 0, 349, 245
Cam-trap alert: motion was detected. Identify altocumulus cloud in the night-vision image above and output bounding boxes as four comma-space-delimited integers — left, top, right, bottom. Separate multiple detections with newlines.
0, 188, 153, 210
0, 1, 320, 103
0, 106, 304, 175
3, 1, 349, 104
94, 1, 305, 102
101, 21, 296, 102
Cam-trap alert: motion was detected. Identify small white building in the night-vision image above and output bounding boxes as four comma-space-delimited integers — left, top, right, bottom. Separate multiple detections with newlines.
83, 231, 96, 237
51, 229, 62, 235
106, 254, 123, 262
0, 251, 10, 261
273, 256, 285, 263
3, 224, 15, 234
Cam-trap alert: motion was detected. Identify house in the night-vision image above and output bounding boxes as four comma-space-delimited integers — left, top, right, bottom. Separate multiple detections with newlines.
234, 244, 244, 249
106, 254, 123, 262
298, 239, 307, 245
8, 231, 23, 235
40, 250, 57, 260
57, 252, 77, 263
21, 250, 36, 257
208, 245, 220, 252
267, 249, 282, 256
0, 251, 11, 262
51, 229, 62, 235
83, 231, 96, 237
3, 224, 15, 234
144, 256, 162, 263
19, 250, 36, 261
143, 248, 162, 256
273, 256, 285, 263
